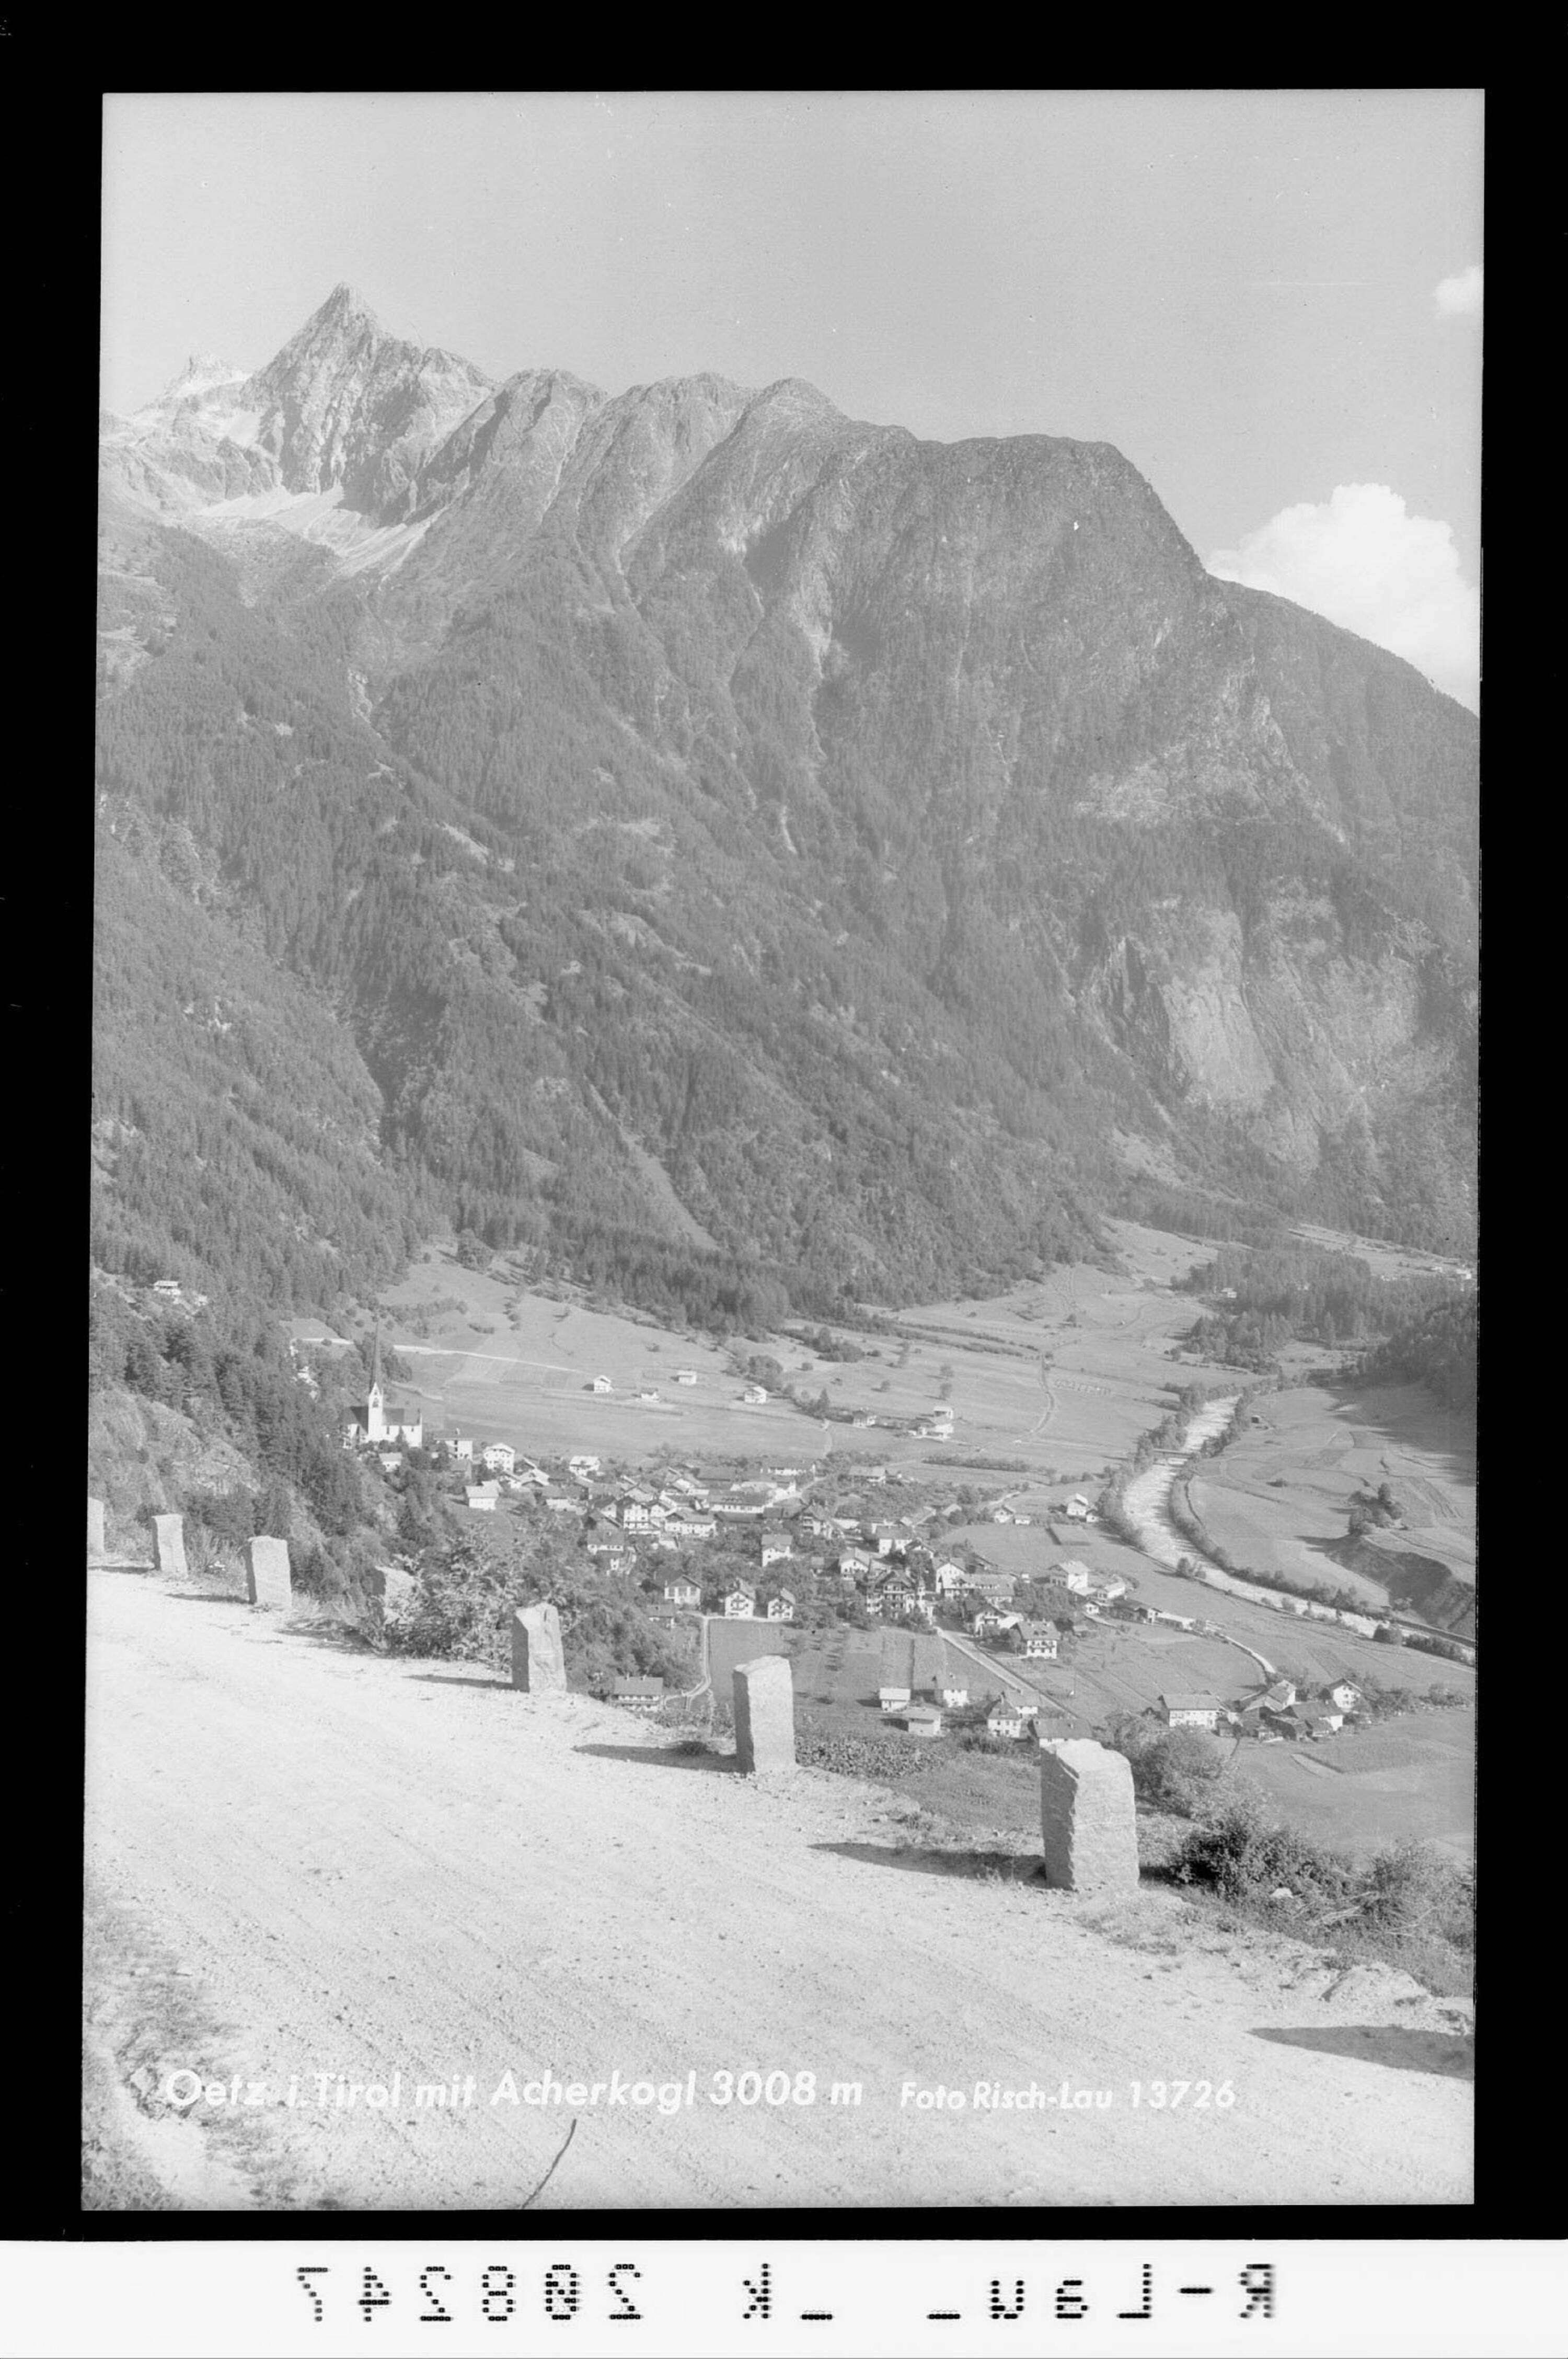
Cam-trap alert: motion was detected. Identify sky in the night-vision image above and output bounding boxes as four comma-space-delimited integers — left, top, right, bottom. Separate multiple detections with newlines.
101, 90, 1482, 708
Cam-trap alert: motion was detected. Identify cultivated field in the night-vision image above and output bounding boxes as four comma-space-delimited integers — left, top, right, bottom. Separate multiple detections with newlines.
1219, 1710, 1475, 1862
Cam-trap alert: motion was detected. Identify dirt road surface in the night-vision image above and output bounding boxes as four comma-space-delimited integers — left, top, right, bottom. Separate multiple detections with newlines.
85, 1570, 1471, 2210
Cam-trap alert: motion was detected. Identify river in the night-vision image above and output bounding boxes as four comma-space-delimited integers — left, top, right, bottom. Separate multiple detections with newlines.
1120, 1397, 1385, 1639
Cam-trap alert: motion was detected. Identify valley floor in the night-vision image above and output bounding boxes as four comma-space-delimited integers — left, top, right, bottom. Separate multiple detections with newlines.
85, 1570, 1471, 2212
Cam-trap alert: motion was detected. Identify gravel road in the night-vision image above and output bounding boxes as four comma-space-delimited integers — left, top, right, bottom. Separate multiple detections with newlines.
85, 1571, 1471, 2210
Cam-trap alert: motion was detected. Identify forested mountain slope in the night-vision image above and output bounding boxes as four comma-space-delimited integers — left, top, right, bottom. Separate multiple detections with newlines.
96, 287, 1479, 1323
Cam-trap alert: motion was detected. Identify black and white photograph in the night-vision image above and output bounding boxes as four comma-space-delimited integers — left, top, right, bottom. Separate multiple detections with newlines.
88, 88, 1479, 2221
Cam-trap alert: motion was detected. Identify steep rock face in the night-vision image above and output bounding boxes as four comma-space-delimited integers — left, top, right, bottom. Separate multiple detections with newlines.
238, 284, 494, 512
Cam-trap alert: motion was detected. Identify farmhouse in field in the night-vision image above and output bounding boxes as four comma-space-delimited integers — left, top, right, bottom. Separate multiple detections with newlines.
609, 1679, 665, 1711
723, 1585, 756, 1618
675, 1369, 698, 1384
591, 1375, 613, 1393
662, 1576, 701, 1607
464, 1486, 498, 1513
903, 1708, 943, 1738
878, 1685, 911, 1713
1325, 1681, 1362, 1712
765, 1590, 795, 1622
1161, 1692, 1224, 1731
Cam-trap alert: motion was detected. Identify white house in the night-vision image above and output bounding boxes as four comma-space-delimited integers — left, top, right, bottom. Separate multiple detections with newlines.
760, 1528, 793, 1567
986, 1703, 1027, 1739
1057, 1560, 1094, 1593
903, 1708, 943, 1738
481, 1442, 516, 1475
938, 1684, 969, 1709
464, 1487, 499, 1513
1022, 1624, 1058, 1659
591, 1375, 613, 1394
1325, 1681, 1362, 1713
1063, 1496, 1092, 1522
662, 1577, 701, 1607
933, 1561, 969, 1596
451, 1435, 474, 1462
1161, 1692, 1224, 1731
765, 1590, 796, 1622
741, 1385, 768, 1405
568, 1455, 601, 1476
675, 1369, 698, 1385
878, 1686, 912, 1713
723, 1586, 756, 1618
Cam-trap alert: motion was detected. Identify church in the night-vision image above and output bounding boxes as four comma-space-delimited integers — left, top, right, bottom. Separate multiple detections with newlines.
343, 1329, 423, 1450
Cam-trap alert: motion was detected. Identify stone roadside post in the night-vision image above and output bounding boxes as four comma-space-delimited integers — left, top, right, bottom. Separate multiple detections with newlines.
152, 1514, 188, 1579
732, 1654, 796, 1773
1038, 1737, 1140, 1894
244, 1536, 293, 1610
511, 1601, 567, 1692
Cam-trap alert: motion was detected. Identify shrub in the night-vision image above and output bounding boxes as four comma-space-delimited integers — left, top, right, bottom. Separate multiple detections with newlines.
1169, 1792, 1355, 1908
1103, 1712, 1225, 1815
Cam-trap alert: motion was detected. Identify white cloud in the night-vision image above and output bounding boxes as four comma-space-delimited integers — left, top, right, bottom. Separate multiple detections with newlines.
1208, 483, 1480, 712
1433, 264, 1483, 318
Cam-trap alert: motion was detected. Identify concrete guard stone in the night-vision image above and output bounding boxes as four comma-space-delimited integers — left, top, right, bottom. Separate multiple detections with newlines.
1039, 1738, 1139, 1894
732, 1654, 795, 1773
511, 1601, 566, 1692
245, 1536, 293, 1610
152, 1514, 188, 1578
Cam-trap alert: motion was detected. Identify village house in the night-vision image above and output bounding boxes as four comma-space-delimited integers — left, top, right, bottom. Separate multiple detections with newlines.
543, 1488, 582, 1515
741, 1384, 768, 1405
759, 1528, 793, 1567
1325, 1681, 1362, 1713
1063, 1495, 1093, 1522
662, 1576, 701, 1607
1262, 1679, 1298, 1711
902, 1595, 937, 1627
663, 1510, 717, 1541
568, 1455, 600, 1478
990, 1506, 1014, 1524
932, 1561, 969, 1596
862, 1466, 889, 1485
591, 1376, 613, 1393
464, 1486, 499, 1513
675, 1369, 698, 1385
609, 1678, 665, 1711
965, 1569, 1016, 1602
878, 1685, 912, 1713
480, 1441, 515, 1474
450, 1435, 474, 1462
971, 1607, 1019, 1639
986, 1702, 1027, 1739
938, 1684, 969, 1709
1022, 1624, 1059, 1659
902, 1707, 943, 1738
1161, 1692, 1225, 1731
765, 1590, 796, 1622
838, 1545, 876, 1579
1309, 1705, 1344, 1733
723, 1585, 756, 1619
1057, 1560, 1094, 1593
618, 1496, 656, 1530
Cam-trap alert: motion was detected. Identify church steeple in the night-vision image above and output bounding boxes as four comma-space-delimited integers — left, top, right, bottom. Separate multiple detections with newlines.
368, 1320, 384, 1398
